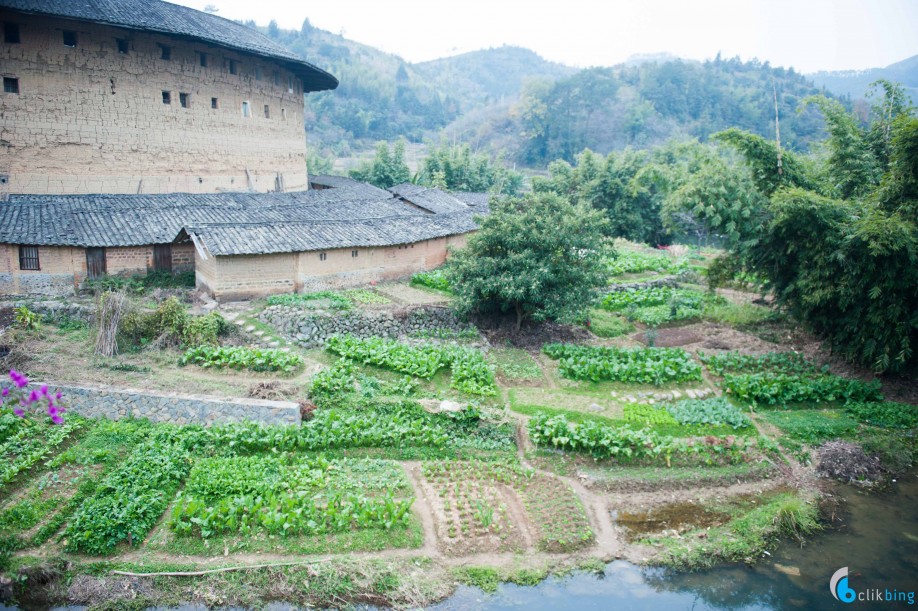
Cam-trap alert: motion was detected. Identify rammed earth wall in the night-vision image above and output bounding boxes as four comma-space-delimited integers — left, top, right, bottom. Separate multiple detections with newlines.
259, 305, 472, 348
27, 382, 300, 426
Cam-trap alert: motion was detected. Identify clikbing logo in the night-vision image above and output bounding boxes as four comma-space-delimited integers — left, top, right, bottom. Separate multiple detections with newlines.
831, 567, 857, 603
830, 567, 915, 605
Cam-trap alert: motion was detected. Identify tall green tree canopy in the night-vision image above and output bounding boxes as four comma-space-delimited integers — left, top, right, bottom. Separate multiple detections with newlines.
416, 142, 524, 195
704, 85, 918, 372
348, 140, 411, 188
447, 193, 612, 330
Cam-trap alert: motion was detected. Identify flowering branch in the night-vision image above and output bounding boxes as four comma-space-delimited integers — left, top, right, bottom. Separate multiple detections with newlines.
1, 370, 67, 424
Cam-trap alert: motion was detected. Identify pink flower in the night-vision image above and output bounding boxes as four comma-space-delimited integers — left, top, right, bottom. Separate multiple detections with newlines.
1, 388, 8, 397
51, 415, 63, 424
40, 385, 49, 396
13, 407, 24, 417
55, 392, 62, 400
27, 390, 39, 403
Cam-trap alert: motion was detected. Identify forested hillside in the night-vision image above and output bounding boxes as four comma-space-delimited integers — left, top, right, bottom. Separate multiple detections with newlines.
250, 21, 858, 167
471, 57, 835, 165
811, 54, 918, 103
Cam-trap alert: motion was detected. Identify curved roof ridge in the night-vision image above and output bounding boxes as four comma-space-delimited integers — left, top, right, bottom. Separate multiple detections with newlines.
0, 0, 338, 91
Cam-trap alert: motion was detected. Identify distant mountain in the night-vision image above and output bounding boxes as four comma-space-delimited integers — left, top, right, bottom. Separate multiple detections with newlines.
810, 54, 918, 102
413, 46, 576, 108
446, 56, 837, 165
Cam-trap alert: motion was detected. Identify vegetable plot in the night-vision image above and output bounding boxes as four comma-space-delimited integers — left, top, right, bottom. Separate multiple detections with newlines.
543, 343, 702, 385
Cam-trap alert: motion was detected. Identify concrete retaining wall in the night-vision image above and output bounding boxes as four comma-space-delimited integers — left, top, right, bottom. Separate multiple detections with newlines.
29, 382, 300, 427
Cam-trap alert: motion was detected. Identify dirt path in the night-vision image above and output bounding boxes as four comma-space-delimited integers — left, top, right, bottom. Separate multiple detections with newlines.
402, 461, 443, 558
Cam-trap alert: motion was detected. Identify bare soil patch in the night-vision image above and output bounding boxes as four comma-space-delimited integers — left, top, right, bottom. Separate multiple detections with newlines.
632, 327, 702, 347
478, 320, 591, 350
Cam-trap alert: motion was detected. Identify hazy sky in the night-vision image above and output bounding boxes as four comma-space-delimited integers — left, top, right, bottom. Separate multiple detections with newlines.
174, 0, 918, 73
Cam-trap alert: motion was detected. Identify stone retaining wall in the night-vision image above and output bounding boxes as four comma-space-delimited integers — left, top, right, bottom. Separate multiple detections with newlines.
259, 305, 473, 348
4, 300, 95, 323
29, 383, 300, 426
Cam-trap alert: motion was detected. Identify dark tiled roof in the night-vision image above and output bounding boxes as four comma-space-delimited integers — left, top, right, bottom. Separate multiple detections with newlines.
388, 183, 471, 215
308, 174, 390, 197
186, 214, 477, 256
0, 0, 337, 92
451, 192, 492, 210
0, 186, 481, 255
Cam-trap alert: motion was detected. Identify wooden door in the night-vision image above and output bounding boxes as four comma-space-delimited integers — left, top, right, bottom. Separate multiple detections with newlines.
85, 247, 106, 280
153, 244, 173, 273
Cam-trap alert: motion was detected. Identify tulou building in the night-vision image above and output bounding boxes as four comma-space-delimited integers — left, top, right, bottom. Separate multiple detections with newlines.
0, 0, 485, 300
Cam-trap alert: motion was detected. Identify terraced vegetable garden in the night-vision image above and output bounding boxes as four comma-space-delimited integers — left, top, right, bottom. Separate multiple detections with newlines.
2, 264, 914, 610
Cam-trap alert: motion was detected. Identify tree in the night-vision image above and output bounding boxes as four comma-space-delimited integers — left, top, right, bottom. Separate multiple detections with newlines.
707, 87, 918, 372
348, 140, 411, 188
447, 193, 612, 331
416, 142, 524, 195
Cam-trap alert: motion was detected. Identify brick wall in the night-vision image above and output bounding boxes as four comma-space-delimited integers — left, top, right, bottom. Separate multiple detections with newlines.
172, 243, 195, 271
199, 233, 471, 301
0, 244, 83, 295
0, 11, 310, 196
0, 242, 198, 296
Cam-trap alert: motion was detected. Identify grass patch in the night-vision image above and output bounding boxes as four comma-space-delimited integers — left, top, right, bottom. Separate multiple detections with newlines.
455, 566, 500, 593
584, 309, 635, 338
760, 409, 858, 444
489, 348, 543, 382
647, 490, 820, 569
702, 301, 774, 326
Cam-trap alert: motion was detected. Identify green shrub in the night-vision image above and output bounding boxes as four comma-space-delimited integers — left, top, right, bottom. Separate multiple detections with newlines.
666, 398, 752, 430
181, 311, 230, 346
606, 250, 689, 276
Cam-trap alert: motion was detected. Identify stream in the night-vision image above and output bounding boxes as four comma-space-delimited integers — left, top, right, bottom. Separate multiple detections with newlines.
4, 474, 917, 610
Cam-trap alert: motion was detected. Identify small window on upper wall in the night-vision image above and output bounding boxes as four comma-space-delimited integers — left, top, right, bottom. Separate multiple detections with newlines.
116, 38, 128, 54
287, 76, 295, 93
211, 97, 218, 109
255, 66, 262, 81
263, 104, 270, 119
159, 44, 171, 60
4, 22, 21, 44
227, 59, 238, 75
241, 100, 251, 117
273, 71, 280, 86
199, 52, 207, 67
18, 245, 40, 270
179, 92, 189, 108
319, 253, 327, 261
3, 77, 19, 94
162, 90, 171, 105
62, 30, 77, 47
281, 108, 287, 120
351, 250, 358, 258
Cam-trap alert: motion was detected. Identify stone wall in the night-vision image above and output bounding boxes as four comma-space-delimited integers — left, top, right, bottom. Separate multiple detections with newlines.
259, 305, 473, 348
1, 10, 309, 196
28, 382, 300, 426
